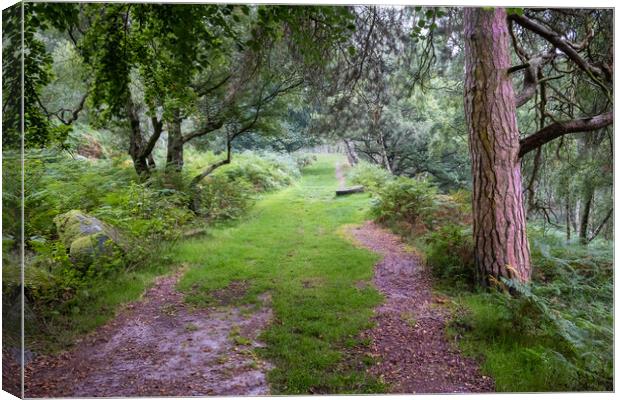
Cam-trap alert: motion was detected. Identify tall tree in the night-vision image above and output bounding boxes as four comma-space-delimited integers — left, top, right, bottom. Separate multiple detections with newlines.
464, 7, 613, 284
463, 8, 531, 284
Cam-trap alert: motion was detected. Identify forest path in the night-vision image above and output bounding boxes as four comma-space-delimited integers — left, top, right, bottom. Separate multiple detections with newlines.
25, 270, 273, 397
347, 221, 494, 393
25, 156, 491, 396
26, 156, 384, 396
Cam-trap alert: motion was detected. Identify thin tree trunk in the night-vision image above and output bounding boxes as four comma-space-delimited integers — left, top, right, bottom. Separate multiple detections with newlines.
377, 131, 392, 173
166, 109, 184, 172
588, 207, 612, 243
526, 74, 546, 214
464, 7, 531, 284
573, 199, 580, 232
579, 186, 594, 244
526, 147, 543, 214
565, 197, 571, 241
126, 100, 150, 177
343, 139, 359, 166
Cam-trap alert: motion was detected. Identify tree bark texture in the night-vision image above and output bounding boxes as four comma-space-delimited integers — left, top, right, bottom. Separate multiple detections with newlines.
579, 185, 594, 244
343, 139, 360, 166
126, 100, 150, 177
166, 110, 184, 171
464, 7, 532, 284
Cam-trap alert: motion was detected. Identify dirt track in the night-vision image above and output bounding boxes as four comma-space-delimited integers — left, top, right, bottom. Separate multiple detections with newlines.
349, 221, 494, 394
25, 270, 272, 397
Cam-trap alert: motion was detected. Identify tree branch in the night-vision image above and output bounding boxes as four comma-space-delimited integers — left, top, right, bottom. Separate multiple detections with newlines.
182, 118, 225, 143
519, 111, 613, 157
193, 74, 232, 97
139, 116, 163, 159
190, 132, 232, 187
588, 208, 613, 242
509, 14, 609, 83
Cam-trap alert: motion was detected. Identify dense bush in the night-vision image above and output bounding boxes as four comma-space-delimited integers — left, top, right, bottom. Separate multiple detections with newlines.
349, 162, 469, 232
195, 175, 254, 220
188, 150, 310, 219
446, 227, 613, 391
356, 157, 613, 391
370, 176, 438, 228
348, 162, 393, 193
221, 153, 297, 192
425, 224, 476, 287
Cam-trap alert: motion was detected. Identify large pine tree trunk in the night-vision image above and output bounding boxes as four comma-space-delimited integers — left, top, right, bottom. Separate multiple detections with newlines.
464, 8, 531, 284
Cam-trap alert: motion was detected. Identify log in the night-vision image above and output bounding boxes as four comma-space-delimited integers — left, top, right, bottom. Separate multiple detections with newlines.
336, 186, 364, 196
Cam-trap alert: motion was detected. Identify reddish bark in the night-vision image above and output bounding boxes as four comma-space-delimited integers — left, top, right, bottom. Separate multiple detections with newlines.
464, 8, 531, 284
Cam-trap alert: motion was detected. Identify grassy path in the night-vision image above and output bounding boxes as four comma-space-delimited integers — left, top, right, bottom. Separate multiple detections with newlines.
173, 155, 385, 394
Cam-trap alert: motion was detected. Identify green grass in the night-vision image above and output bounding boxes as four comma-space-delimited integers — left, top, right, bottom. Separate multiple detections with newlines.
173, 155, 386, 394
444, 293, 578, 392
442, 285, 612, 392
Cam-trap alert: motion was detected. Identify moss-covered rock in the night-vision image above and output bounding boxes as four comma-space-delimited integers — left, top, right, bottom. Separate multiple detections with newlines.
53, 210, 125, 267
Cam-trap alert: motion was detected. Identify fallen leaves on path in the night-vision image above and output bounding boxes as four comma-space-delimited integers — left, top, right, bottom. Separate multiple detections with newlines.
25, 270, 273, 397
349, 221, 494, 394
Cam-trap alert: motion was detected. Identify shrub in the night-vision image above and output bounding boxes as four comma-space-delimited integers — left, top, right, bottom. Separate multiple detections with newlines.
495, 275, 612, 391
258, 151, 303, 179
292, 152, 317, 169
370, 176, 438, 228
11, 147, 301, 337
195, 175, 254, 221
95, 180, 193, 241
425, 224, 476, 287
221, 154, 296, 192
348, 162, 393, 193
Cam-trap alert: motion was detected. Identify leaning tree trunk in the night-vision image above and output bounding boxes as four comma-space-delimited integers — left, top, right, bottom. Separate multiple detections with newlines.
343, 139, 359, 166
126, 100, 151, 177
464, 7, 531, 285
166, 110, 184, 172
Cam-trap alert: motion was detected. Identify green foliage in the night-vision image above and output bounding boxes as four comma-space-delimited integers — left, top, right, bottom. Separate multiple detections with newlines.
252, 6, 354, 66
2, 3, 72, 148
97, 179, 193, 243
348, 162, 393, 193
411, 7, 447, 42
446, 229, 613, 391
370, 176, 438, 228
11, 148, 302, 339
221, 154, 297, 192
425, 225, 476, 288
196, 175, 254, 221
